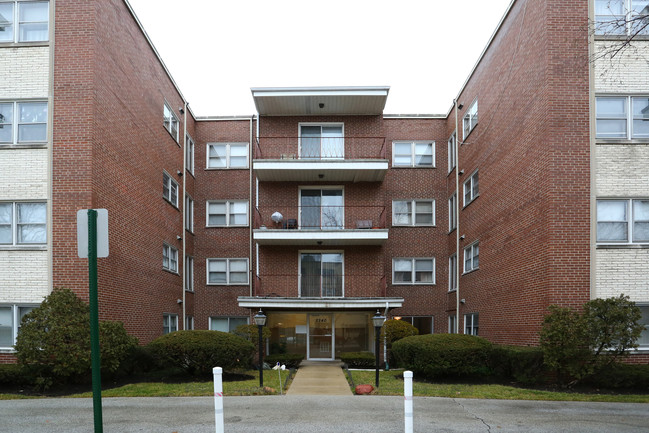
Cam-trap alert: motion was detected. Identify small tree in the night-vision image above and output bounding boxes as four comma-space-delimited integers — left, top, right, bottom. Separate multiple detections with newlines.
382, 319, 418, 367
540, 295, 643, 386
14, 288, 137, 388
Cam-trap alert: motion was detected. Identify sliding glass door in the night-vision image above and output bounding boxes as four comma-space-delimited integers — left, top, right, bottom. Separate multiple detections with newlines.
300, 252, 343, 297
300, 124, 343, 159
300, 188, 343, 229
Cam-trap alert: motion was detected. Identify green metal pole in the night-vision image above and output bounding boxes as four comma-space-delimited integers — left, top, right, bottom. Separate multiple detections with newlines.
88, 209, 103, 432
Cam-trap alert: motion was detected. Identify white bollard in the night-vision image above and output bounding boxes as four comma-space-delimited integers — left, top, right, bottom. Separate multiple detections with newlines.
404, 370, 413, 433
213, 367, 224, 433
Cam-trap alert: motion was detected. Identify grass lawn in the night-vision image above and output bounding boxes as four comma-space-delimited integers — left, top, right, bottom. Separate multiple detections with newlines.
346, 370, 649, 403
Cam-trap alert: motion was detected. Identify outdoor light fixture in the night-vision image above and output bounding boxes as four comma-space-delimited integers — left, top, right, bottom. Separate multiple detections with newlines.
372, 310, 386, 388
254, 309, 267, 387
319, 103, 325, 109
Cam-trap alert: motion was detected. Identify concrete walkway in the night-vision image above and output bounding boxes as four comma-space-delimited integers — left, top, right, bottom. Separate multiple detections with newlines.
286, 360, 352, 395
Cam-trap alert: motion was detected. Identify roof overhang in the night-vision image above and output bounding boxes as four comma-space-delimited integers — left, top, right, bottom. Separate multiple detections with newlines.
251, 86, 390, 116
238, 297, 404, 310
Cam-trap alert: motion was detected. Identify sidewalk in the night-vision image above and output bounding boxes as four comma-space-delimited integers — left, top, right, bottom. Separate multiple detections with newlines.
286, 360, 352, 395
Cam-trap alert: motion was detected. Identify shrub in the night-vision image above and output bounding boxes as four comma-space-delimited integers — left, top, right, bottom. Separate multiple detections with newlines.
14, 288, 137, 388
114, 345, 156, 377
232, 324, 271, 350
489, 345, 546, 385
264, 353, 304, 369
0, 364, 30, 387
340, 351, 375, 368
382, 319, 418, 367
392, 334, 493, 380
148, 330, 255, 376
585, 363, 649, 390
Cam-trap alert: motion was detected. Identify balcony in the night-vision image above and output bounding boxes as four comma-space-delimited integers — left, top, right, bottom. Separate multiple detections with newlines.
253, 205, 388, 245
253, 274, 387, 298
253, 136, 389, 182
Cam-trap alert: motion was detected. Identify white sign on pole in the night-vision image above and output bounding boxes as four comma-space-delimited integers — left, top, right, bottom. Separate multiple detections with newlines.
77, 209, 109, 258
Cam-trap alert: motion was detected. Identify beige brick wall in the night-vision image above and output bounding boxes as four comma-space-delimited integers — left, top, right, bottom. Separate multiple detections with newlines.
595, 249, 649, 301
0, 149, 48, 200
595, 144, 649, 196
0, 47, 49, 99
0, 251, 49, 303
593, 41, 649, 93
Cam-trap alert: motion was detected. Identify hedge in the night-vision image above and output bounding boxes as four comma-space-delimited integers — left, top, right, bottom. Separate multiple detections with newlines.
489, 345, 546, 385
264, 353, 304, 369
340, 352, 375, 368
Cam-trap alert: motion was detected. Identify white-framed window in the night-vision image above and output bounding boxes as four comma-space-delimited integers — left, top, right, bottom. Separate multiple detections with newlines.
0, 202, 46, 245
596, 96, 649, 139
448, 315, 457, 334
463, 171, 479, 206
462, 99, 478, 140
162, 171, 178, 207
395, 316, 434, 334
163, 313, 178, 334
0, 1, 49, 43
392, 200, 435, 226
207, 258, 249, 285
206, 200, 248, 227
597, 199, 649, 244
163, 103, 179, 142
185, 315, 194, 330
185, 133, 194, 174
185, 194, 194, 232
448, 131, 457, 173
0, 101, 48, 144
392, 258, 435, 285
185, 256, 194, 292
594, 0, 649, 35
299, 123, 344, 159
464, 242, 479, 273
449, 254, 457, 292
392, 141, 435, 167
163, 243, 178, 273
210, 316, 249, 333
449, 193, 457, 232
207, 143, 248, 169
0, 304, 36, 349
464, 313, 479, 336
638, 305, 649, 348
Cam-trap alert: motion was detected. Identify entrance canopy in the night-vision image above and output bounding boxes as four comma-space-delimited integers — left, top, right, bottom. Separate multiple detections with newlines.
237, 297, 403, 310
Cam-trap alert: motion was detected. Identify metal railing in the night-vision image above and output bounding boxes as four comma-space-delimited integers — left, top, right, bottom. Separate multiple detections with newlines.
253, 274, 387, 298
254, 205, 386, 230
254, 136, 387, 160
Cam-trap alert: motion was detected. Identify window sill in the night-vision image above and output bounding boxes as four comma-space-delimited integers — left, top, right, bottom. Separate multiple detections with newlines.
206, 225, 249, 229
162, 268, 179, 276
448, 228, 457, 235
596, 139, 649, 145
392, 224, 436, 228
163, 198, 179, 210
0, 348, 16, 354
462, 124, 478, 143
185, 289, 194, 293
594, 34, 649, 41
390, 165, 436, 169
185, 169, 195, 179
205, 167, 249, 171
463, 268, 479, 275
0, 143, 48, 149
392, 283, 436, 286
0, 245, 47, 251
463, 194, 480, 209
448, 289, 457, 293
163, 126, 180, 145
0, 41, 49, 48
596, 244, 649, 249
207, 283, 250, 287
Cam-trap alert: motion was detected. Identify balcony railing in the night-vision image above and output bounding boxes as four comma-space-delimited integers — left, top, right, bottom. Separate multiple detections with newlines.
254, 206, 386, 230
254, 274, 388, 298
254, 136, 387, 160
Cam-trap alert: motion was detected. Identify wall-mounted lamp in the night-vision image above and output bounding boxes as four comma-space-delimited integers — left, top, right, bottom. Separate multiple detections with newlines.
460, 299, 466, 304
459, 169, 465, 175
318, 174, 324, 179
176, 235, 182, 241
317, 241, 323, 245
458, 103, 464, 110
460, 234, 466, 240
318, 103, 325, 109
177, 299, 183, 304
179, 107, 185, 114
177, 170, 183, 177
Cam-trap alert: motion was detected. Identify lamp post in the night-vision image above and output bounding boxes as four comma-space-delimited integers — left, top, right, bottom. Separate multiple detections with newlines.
372, 310, 386, 388
253, 310, 267, 388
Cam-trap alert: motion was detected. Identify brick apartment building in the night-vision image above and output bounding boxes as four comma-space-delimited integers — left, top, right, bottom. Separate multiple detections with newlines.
1, 0, 648, 362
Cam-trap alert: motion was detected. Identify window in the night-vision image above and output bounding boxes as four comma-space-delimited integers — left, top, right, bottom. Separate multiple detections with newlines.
464, 313, 479, 336
0, 101, 48, 144
392, 258, 435, 285
185, 315, 194, 330
300, 123, 344, 159
463, 171, 479, 206
595, 0, 649, 35
392, 200, 434, 226
163, 103, 179, 142
185, 194, 193, 232
207, 143, 248, 169
185, 133, 194, 174
0, 1, 49, 43
464, 242, 479, 273
207, 200, 248, 227
449, 254, 457, 291
0, 202, 46, 245
163, 314, 178, 334
300, 188, 343, 229
448, 315, 457, 334
392, 141, 434, 167
210, 317, 249, 333
163, 243, 178, 273
463, 99, 478, 140
300, 252, 343, 297
596, 96, 649, 139
0, 305, 35, 348
396, 316, 433, 334
597, 199, 649, 244
639, 306, 649, 347
185, 256, 193, 292
162, 172, 178, 207
448, 132, 457, 173
449, 193, 457, 232
207, 258, 249, 285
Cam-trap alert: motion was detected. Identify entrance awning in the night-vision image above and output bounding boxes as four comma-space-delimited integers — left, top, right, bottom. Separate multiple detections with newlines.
237, 297, 403, 310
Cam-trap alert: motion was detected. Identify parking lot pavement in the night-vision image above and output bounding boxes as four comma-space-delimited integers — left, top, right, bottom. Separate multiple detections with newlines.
1, 395, 648, 433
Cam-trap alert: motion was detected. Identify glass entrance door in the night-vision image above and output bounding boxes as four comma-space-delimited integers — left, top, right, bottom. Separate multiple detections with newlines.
308, 313, 334, 360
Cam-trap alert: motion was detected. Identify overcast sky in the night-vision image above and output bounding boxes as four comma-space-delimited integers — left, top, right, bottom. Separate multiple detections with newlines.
127, 0, 513, 117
